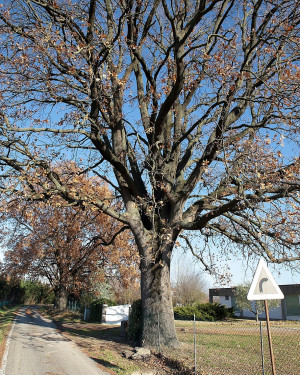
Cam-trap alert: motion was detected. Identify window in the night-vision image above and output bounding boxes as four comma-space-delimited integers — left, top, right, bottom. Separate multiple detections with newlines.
285, 295, 300, 316
225, 296, 229, 301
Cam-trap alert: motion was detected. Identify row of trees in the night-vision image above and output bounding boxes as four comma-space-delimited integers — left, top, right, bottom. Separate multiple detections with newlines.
0, 166, 140, 309
0, 277, 54, 305
0, 0, 299, 347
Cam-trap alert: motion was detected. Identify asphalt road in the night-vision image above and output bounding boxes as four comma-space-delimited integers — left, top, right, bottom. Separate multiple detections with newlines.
1, 306, 109, 375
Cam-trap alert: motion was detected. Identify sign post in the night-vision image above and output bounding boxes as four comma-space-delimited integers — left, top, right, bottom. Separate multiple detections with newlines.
247, 259, 284, 375
264, 300, 276, 375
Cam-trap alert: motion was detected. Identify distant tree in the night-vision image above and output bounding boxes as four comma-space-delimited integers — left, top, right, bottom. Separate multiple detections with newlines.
172, 265, 207, 306
112, 279, 141, 305
0, 164, 139, 310
20, 280, 55, 305
0, 0, 299, 347
81, 271, 140, 304
234, 283, 280, 322
0, 275, 25, 304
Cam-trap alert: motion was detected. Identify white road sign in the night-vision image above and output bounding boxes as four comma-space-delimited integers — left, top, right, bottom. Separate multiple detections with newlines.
247, 259, 284, 301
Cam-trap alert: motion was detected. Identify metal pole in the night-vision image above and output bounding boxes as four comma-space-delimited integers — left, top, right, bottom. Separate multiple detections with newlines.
259, 320, 265, 375
194, 314, 196, 375
264, 300, 276, 375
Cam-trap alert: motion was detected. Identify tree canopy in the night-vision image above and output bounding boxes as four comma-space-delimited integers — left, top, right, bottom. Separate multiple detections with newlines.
0, 0, 299, 347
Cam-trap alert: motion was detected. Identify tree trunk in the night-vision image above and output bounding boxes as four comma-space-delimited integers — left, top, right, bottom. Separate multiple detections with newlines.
128, 205, 180, 348
54, 286, 68, 310
140, 248, 179, 348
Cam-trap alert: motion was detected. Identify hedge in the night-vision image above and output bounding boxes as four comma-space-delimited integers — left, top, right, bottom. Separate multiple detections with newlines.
89, 297, 116, 322
174, 303, 234, 321
128, 299, 142, 343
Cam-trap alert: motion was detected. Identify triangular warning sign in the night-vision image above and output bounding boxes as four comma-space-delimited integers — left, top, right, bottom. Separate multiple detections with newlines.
247, 259, 284, 300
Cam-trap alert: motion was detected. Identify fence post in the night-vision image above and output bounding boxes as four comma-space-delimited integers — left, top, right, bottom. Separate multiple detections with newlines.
260, 320, 265, 375
194, 314, 197, 375
158, 311, 161, 355
101, 304, 108, 323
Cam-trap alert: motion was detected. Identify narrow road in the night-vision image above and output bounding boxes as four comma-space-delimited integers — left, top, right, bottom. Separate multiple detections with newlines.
1, 306, 109, 375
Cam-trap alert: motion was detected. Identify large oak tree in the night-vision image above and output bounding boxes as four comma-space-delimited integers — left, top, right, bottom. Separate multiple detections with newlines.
0, 0, 299, 347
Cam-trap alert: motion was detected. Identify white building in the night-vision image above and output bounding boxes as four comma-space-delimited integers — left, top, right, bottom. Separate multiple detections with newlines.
209, 284, 300, 321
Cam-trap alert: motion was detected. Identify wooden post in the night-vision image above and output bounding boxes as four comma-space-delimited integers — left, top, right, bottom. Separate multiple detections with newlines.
264, 300, 276, 375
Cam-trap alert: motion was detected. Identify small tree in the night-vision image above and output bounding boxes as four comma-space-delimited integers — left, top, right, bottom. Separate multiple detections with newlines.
110, 278, 141, 305
172, 266, 207, 306
234, 284, 280, 322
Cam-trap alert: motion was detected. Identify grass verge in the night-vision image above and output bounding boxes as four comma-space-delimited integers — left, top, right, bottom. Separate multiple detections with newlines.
0, 305, 19, 367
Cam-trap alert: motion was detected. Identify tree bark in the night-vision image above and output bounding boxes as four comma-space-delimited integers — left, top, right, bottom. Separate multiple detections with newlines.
54, 286, 68, 311
140, 246, 179, 348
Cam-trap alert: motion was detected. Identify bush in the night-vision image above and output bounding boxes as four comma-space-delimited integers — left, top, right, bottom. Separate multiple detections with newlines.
89, 297, 116, 322
0, 277, 25, 304
174, 303, 234, 321
128, 299, 142, 343
21, 280, 55, 304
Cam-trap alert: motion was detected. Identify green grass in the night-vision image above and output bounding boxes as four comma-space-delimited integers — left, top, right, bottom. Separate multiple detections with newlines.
92, 349, 141, 375
0, 305, 19, 362
166, 320, 300, 375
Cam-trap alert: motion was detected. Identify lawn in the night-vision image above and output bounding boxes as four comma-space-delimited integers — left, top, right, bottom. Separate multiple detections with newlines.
0, 305, 19, 366
41, 307, 300, 375
163, 320, 300, 375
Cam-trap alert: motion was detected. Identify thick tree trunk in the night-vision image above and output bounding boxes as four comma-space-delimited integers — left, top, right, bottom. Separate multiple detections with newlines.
128, 203, 180, 348
54, 286, 68, 310
140, 249, 179, 348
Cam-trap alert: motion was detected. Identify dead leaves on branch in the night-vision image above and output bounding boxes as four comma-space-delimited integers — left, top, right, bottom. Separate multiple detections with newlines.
0, 162, 139, 298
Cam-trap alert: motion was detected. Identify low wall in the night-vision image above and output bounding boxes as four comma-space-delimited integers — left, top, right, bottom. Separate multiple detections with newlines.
102, 304, 131, 325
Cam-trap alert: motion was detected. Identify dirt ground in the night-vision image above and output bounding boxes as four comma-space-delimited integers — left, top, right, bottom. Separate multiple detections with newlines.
0, 340, 5, 367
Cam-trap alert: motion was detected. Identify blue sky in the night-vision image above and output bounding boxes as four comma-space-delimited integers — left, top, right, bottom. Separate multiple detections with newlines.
171, 246, 300, 291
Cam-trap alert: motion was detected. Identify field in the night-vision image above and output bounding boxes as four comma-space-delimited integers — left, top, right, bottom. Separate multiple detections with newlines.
166, 320, 300, 375
0, 305, 19, 366
42, 308, 300, 375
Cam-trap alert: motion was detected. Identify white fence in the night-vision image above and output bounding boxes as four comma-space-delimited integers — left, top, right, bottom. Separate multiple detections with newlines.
102, 304, 131, 325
